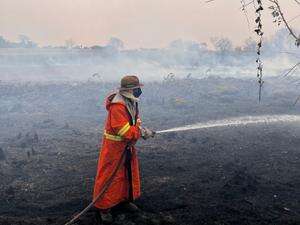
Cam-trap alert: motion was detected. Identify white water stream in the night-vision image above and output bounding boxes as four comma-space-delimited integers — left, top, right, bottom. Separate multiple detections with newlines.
156, 114, 300, 134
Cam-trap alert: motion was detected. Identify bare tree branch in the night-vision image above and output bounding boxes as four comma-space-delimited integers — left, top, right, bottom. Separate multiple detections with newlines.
293, 95, 300, 106
239, 0, 255, 9
269, 0, 300, 46
288, 14, 300, 23
282, 62, 300, 77
294, 0, 300, 5
240, 0, 252, 32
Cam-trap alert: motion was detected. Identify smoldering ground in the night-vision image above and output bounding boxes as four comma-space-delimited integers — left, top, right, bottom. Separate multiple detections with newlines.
0, 77, 300, 225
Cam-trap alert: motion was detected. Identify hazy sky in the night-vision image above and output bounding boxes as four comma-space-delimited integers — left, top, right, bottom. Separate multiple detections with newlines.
0, 0, 299, 48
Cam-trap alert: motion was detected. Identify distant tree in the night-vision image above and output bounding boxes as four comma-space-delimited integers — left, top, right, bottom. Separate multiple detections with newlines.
210, 37, 233, 53
90, 45, 104, 50
168, 39, 184, 49
18, 35, 37, 48
65, 38, 75, 49
242, 37, 256, 52
234, 46, 243, 53
169, 39, 207, 52
107, 37, 124, 50
0, 36, 10, 48
168, 39, 207, 67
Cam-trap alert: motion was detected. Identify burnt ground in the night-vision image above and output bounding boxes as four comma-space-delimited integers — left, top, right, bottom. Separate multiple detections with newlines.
0, 78, 300, 225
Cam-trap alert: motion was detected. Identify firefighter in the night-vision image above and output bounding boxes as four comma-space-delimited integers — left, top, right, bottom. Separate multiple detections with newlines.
93, 75, 155, 223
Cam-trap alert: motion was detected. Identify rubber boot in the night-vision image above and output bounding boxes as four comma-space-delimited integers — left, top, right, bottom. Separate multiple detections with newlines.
122, 202, 140, 212
99, 210, 113, 224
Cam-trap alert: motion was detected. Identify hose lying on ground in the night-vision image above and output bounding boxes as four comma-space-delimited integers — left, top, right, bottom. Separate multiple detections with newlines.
64, 149, 127, 225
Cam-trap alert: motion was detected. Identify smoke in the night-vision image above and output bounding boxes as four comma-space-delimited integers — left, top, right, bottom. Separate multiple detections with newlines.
0, 29, 299, 83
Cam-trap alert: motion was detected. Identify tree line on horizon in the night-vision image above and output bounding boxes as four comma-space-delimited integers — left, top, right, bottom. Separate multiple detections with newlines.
0, 29, 298, 54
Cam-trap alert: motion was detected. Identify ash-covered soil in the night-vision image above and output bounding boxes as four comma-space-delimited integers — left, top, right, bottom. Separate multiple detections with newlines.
0, 78, 299, 225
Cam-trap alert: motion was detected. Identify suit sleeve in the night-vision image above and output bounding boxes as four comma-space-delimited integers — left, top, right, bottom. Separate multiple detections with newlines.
109, 104, 141, 141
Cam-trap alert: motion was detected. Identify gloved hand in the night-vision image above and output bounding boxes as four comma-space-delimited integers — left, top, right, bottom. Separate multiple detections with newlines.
140, 127, 155, 140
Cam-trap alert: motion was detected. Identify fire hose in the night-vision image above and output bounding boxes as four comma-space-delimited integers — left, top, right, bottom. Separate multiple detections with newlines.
64, 148, 127, 225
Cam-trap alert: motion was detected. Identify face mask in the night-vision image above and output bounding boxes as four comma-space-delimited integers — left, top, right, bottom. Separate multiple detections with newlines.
133, 88, 142, 98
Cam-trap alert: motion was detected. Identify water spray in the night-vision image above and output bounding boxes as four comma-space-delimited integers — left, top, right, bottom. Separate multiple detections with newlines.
155, 114, 300, 134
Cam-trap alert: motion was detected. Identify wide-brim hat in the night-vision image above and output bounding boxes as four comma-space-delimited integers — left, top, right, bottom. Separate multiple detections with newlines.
119, 75, 144, 90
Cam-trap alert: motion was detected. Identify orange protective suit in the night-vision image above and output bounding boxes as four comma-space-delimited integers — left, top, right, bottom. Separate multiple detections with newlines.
93, 93, 141, 210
